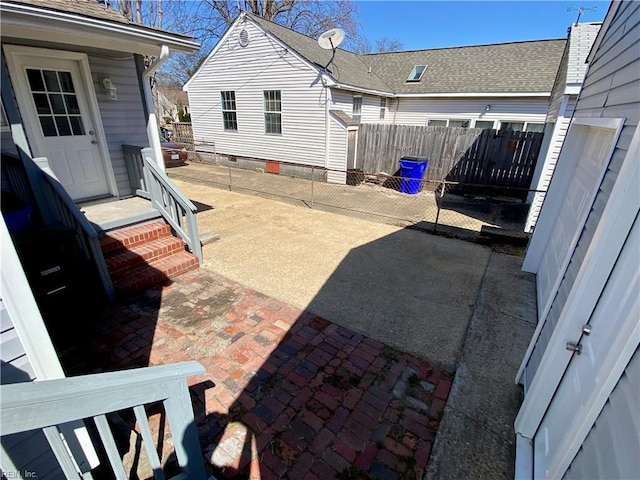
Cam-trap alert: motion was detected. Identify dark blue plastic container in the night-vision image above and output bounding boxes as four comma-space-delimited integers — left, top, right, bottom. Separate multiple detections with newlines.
398, 157, 428, 194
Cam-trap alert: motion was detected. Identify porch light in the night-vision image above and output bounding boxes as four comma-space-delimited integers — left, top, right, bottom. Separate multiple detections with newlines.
100, 76, 117, 100
485, 104, 491, 112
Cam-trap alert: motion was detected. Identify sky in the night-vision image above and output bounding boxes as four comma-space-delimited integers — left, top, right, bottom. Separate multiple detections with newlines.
356, 1, 608, 50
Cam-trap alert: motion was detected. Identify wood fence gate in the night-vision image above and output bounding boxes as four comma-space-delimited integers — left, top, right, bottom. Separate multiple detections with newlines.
356, 124, 544, 189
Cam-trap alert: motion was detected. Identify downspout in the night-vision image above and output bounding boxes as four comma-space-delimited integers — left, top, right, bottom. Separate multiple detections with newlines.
142, 45, 170, 172
324, 80, 330, 169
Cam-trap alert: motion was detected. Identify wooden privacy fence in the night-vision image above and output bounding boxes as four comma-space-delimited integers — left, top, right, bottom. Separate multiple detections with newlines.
356, 124, 544, 189
171, 122, 193, 143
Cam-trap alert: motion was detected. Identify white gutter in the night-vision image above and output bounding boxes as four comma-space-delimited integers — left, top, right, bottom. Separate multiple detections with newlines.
143, 45, 170, 172
395, 92, 551, 98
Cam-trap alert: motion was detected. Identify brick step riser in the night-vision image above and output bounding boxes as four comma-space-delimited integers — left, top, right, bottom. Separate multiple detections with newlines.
113, 255, 199, 295
106, 241, 186, 280
99, 224, 172, 256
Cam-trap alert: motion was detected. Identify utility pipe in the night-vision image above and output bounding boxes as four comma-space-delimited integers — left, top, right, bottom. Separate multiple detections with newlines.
143, 44, 170, 172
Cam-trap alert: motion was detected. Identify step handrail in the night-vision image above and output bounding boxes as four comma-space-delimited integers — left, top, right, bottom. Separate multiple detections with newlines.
141, 148, 203, 263
33, 157, 116, 301
1, 361, 207, 480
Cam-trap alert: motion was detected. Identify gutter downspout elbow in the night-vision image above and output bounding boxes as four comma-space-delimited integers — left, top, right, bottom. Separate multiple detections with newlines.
143, 45, 170, 172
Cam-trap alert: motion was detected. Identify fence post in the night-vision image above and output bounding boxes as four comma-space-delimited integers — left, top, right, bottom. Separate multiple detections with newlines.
311, 166, 315, 209
228, 164, 233, 191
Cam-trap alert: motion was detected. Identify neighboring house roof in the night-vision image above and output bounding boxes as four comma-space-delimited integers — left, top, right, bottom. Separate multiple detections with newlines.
566, 22, 602, 85
362, 40, 567, 95
0, 0, 200, 54
248, 14, 392, 94
246, 13, 566, 96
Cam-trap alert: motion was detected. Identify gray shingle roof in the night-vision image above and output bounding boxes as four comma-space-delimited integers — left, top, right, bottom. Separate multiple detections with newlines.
5, 0, 130, 24
248, 14, 392, 93
3, 0, 196, 41
330, 109, 359, 127
249, 12, 566, 95
362, 40, 567, 94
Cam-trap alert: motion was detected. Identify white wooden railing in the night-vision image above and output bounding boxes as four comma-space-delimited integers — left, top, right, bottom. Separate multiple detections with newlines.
0, 362, 208, 480
140, 148, 203, 263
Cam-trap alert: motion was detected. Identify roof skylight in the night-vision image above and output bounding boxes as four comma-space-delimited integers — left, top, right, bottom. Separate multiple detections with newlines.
407, 65, 427, 82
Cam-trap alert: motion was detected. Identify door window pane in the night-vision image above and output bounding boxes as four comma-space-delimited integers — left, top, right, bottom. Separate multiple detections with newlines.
32, 93, 51, 114
27, 68, 85, 137
526, 123, 544, 133
39, 116, 57, 136
64, 95, 80, 114
428, 119, 447, 127
449, 119, 470, 128
58, 72, 74, 93
55, 116, 72, 136
43, 70, 61, 92
69, 116, 85, 135
49, 94, 66, 114
500, 121, 525, 131
27, 69, 45, 91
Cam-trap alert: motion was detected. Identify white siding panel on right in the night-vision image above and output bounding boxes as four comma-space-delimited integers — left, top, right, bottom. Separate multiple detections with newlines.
327, 116, 347, 183
564, 348, 640, 479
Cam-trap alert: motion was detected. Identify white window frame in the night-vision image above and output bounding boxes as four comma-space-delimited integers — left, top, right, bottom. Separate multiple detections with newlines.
473, 119, 495, 129
220, 91, 237, 131
448, 119, 470, 128
407, 65, 427, 82
263, 90, 282, 135
379, 98, 387, 120
1, 103, 10, 132
427, 119, 447, 127
352, 95, 362, 123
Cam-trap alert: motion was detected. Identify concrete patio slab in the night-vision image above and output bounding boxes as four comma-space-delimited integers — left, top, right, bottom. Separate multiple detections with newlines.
169, 173, 491, 370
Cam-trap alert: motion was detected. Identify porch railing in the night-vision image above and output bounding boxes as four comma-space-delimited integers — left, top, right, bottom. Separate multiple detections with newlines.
30, 158, 116, 301
0, 361, 207, 480
124, 146, 202, 263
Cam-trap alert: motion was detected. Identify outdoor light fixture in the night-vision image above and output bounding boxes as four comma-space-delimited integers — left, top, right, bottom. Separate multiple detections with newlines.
100, 76, 117, 100
485, 104, 491, 112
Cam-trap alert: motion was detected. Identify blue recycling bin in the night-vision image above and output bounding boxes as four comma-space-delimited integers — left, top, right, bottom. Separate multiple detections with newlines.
399, 157, 428, 194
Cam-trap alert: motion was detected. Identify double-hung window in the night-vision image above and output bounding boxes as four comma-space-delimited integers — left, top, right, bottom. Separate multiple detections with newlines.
352, 95, 362, 123
264, 90, 282, 134
379, 98, 387, 120
221, 91, 237, 130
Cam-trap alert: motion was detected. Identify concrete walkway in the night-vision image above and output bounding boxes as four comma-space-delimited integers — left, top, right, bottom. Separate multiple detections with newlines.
170, 172, 490, 371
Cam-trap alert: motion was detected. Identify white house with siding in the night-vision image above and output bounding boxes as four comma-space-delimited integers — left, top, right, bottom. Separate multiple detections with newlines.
514, 1, 639, 478
184, 12, 566, 182
524, 22, 602, 233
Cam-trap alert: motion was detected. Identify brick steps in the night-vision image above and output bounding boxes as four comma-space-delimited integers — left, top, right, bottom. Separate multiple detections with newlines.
100, 221, 199, 295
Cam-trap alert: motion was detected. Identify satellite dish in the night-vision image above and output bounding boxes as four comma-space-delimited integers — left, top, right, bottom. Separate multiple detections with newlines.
318, 28, 345, 50
239, 29, 249, 47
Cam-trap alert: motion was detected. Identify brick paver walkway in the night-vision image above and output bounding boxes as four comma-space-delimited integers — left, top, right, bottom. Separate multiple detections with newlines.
67, 269, 453, 480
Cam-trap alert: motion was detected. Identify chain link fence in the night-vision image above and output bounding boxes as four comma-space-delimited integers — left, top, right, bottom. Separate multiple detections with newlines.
172, 146, 536, 243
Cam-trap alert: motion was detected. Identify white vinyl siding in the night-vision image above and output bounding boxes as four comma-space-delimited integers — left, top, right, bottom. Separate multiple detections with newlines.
393, 97, 549, 127
523, 0, 640, 389
564, 348, 640, 480
526, 97, 577, 232
187, 20, 326, 166
330, 89, 393, 124
327, 113, 348, 183
566, 23, 602, 85
88, 53, 147, 197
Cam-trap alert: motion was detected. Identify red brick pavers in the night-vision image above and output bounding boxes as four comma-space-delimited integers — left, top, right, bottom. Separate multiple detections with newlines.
75, 269, 453, 480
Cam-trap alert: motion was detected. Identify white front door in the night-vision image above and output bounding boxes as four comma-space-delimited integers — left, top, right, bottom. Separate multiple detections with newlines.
533, 217, 639, 478
5, 47, 111, 200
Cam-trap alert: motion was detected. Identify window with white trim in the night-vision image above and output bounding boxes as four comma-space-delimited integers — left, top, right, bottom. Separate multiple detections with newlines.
526, 123, 545, 133
352, 95, 362, 123
264, 90, 282, 134
220, 91, 237, 131
428, 119, 447, 127
379, 98, 387, 120
500, 121, 525, 132
474, 120, 495, 129
407, 65, 427, 82
449, 119, 470, 128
